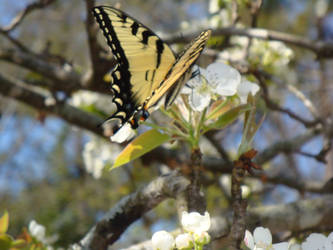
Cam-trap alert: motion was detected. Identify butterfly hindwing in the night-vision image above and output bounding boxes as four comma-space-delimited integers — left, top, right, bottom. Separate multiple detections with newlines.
144, 30, 211, 110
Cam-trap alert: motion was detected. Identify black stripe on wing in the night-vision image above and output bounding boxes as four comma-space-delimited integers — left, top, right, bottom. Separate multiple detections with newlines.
92, 6, 130, 68
103, 65, 139, 126
93, 7, 139, 127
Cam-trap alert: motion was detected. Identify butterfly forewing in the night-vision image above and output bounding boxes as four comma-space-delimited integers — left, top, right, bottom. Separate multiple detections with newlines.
93, 6, 176, 125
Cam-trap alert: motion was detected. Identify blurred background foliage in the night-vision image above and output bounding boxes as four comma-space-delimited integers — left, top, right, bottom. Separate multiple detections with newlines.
0, 0, 333, 248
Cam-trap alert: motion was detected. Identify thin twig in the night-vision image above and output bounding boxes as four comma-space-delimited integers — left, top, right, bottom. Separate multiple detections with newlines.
286, 84, 319, 118
229, 160, 247, 249
0, 72, 104, 136
244, 0, 263, 59
186, 148, 206, 213
0, 30, 31, 52
165, 27, 333, 58
0, 0, 56, 32
254, 71, 321, 127
83, 0, 114, 87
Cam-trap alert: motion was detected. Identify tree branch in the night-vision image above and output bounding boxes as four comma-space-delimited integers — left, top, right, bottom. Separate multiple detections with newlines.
0, 73, 104, 136
127, 195, 333, 248
0, 0, 57, 33
83, 0, 115, 88
254, 71, 321, 128
165, 27, 333, 58
0, 48, 81, 92
0, 47, 111, 94
79, 193, 333, 249
142, 124, 329, 194
75, 171, 190, 250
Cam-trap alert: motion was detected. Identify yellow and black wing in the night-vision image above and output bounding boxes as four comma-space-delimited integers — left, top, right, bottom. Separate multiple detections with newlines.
92, 6, 176, 127
145, 30, 211, 111
93, 6, 210, 131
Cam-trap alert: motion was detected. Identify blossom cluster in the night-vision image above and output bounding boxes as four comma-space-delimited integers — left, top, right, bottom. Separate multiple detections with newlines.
244, 227, 333, 250
77, 61, 260, 174
82, 135, 121, 178
29, 220, 57, 249
71, 90, 115, 115
152, 211, 211, 250
219, 36, 294, 74
111, 62, 260, 143
184, 62, 259, 112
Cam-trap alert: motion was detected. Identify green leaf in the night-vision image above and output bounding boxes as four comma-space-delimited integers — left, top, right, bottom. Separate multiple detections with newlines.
0, 211, 9, 234
205, 104, 251, 131
206, 99, 229, 120
0, 234, 12, 250
111, 129, 171, 169
238, 95, 265, 155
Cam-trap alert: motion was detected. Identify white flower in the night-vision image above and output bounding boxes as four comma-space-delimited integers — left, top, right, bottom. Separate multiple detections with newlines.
315, 0, 329, 17
185, 62, 241, 111
253, 227, 272, 248
29, 220, 46, 242
325, 232, 333, 250
244, 227, 289, 250
110, 123, 136, 143
71, 90, 115, 114
209, 0, 231, 27
250, 40, 293, 70
273, 242, 290, 250
244, 230, 255, 249
151, 230, 175, 250
289, 243, 302, 250
175, 233, 193, 249
181, 211, 211, 233
193, 231, 211, 245
218, 36, 249, 62
302, 233, 329, 250
237, 79, 260, 103
83, 135, 121, 178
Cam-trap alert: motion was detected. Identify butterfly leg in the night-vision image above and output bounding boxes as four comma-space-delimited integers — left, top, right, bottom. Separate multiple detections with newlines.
129, 109, 150, 129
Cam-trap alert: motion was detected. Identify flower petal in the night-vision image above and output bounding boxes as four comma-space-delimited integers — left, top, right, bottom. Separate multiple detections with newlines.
193, 231, 210, 245
28, 220, 46, 242
289, 243, 302, 250
253, 227, 272, 245
189, 91, 211, 112
237, 79, 260, 103
273, 242, 289, 250
244, 230, 255, 249
175, 233, 193, 249
325, 232, 333, 250
181, 211, 211, 233
302, 233, 327, 250
151, 231, 175, 250
206, 62, 241, 96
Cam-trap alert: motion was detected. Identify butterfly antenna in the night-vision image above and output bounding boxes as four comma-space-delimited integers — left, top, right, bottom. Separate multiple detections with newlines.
191, 67, 200, 79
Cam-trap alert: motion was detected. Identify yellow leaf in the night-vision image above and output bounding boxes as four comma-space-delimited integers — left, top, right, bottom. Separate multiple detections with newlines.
0, 211, 9, 234
111, 129, 170, 169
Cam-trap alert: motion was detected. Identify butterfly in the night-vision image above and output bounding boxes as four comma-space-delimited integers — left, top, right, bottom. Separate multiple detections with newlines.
92, 6, 210, 132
